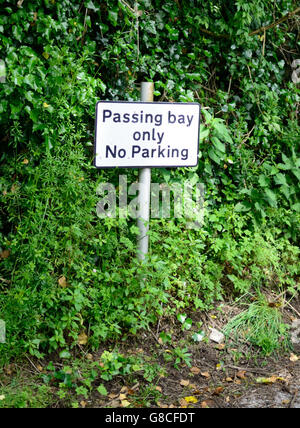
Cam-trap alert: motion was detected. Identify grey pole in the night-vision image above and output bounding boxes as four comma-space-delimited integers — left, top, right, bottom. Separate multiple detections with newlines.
137, 82, 154, 261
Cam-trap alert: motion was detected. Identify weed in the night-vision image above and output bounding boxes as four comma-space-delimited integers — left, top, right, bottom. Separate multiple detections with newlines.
223, 294, 292, 356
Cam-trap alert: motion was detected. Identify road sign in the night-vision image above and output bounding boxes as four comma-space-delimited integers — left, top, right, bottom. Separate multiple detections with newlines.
94, 101, 200, 168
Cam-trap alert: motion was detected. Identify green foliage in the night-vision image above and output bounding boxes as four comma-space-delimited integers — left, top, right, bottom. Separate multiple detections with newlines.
0, 0, 299, 363
223, 294, 291, 355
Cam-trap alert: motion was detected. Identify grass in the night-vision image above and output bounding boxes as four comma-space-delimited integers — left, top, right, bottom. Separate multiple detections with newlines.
223, 294, 291, 356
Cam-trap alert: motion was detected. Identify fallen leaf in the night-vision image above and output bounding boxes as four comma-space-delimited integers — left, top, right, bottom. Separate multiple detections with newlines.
120, 386, 128, 393
215, 344, 225, 350
0, 250, 10, 260
108, 393, 118, 399
226, 377, 233, 382
180, 379, 190, 387
184, 396, 198, 404
256, 376, 284, 384
80, 400, 87, 408
119, 393, 127, 400
58, 276, 68, 288
216, 363, 222, 371
237, 370, 247, 379
201, 400, 210, 408
212, 386, 224, 396
157, 401, 168, 408
200, 371, 210, 378
86, 353, 93, 361
121, 399, 131, 407
155, 386, 162, 392
77, 331, 88, 345
188, 383, 197, 390
289, 353, 299, 362
190, 366, 200, 375
179, 398, 187, 407
0, 395, 5, 401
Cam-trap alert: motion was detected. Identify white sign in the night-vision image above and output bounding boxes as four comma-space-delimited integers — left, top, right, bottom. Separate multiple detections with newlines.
94, 101, 200, 168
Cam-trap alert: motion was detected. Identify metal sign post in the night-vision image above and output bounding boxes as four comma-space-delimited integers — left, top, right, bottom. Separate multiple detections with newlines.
137, 82, 154, 261
94, 82, 200, 262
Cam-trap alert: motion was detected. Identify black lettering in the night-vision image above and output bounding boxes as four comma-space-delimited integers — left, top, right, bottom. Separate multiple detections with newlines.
113, 113, 121, 123
106, 145, 117, 158
133, 131, 141, 141
155, 114, 162, 126
168, 111, 176, 124
123, 113, 130, 123
103, 109, 112, 122
142, 131, 151, 141
181, 149, 188, 160
132, 113, 139, 123
145, 113, 153, 124
132, 145, 141, 157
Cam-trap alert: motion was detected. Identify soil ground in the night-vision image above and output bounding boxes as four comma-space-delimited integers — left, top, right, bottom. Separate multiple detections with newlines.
94, 298, 300, 409
1, 297, 300, 409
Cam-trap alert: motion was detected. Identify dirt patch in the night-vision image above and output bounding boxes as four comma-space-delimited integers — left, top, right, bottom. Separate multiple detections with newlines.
1, 298, 300, 408
90, 298, 300, 409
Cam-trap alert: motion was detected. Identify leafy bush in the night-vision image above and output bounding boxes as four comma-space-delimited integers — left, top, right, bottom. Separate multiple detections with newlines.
0, 0, 299, 363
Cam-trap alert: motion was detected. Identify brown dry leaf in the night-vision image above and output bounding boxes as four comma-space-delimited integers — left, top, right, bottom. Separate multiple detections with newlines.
237, 370, 247, 379
120, 386, 128, 393
212, 386, 224, 396
201, 400, 211, 408
215, 344, 225, 350
37, 365, 43, 372
289, 353, 299, 362
80, 400, 87, 408
119, 393, 127, 400
0, 250, 10, 260
179, 398, 188, 408
155, 386, 162, 393
226, 377, 233, 382
200, 371, 210, 378
77, 331, 88, 345
58, 276, 68, 288
11, 184, 18, 193
86, 353, 93, 361
180, 379, 190, 387
190, 366, 201, 375
108, 393, 118, 399
157, 401, 168, 408
188, 383, 197, 390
